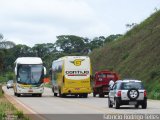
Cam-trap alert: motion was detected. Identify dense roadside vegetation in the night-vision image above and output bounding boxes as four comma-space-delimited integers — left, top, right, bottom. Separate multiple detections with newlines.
90, 10, 160, 99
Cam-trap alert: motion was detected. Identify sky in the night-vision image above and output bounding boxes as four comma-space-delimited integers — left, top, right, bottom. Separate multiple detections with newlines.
0, 0, 160, 47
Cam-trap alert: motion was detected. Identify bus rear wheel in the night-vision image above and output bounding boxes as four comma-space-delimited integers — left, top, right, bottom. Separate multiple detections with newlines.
83, 93, 88, 98
75, 94, 78, 98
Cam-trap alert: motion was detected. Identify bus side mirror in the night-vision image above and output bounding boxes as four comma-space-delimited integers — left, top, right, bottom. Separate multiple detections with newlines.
44, 67, 46, 75
15, 68, 17, 76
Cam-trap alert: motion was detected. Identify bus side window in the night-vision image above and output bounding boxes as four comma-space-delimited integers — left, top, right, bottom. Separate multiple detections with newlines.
52, 70, 56, 81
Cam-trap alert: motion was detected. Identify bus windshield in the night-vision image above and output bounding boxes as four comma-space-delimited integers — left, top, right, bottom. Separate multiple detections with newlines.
17, 64, 43, 85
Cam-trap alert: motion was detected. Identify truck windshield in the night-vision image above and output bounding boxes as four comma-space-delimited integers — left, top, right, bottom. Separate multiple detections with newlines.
17, 64, 43, 84
98, 73, 115, 79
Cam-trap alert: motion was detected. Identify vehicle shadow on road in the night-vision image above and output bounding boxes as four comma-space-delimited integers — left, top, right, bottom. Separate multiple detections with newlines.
114, 106, 143, 110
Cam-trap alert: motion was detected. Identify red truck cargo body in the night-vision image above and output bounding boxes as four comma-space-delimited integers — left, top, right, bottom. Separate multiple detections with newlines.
93, 70, 119, 97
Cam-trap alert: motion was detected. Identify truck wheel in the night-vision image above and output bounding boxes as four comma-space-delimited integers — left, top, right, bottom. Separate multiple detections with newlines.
93, 92, 96, 97
99, 94, 104, 98
108, 98, 113, 108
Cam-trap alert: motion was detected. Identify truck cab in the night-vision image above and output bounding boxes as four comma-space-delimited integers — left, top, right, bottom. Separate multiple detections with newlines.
93, 70, 119, 97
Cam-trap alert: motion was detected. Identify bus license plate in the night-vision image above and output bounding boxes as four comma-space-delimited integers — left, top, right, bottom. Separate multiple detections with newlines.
28, 89, 33, 92
129, 101, 137, 105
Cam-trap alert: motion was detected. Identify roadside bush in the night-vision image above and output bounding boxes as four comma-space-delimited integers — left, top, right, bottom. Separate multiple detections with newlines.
150, 70, 160, 79
14, 111, 24, 119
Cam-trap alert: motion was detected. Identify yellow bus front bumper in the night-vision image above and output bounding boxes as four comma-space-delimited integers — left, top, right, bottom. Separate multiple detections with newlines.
62, 87, 92, 94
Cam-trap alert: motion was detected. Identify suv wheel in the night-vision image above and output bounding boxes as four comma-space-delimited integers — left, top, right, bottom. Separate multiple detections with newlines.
135, 104, 139, 108
127, 88, 139, 100
108, 98, 113, 108
115, 99, 120, 109
142, 100, 147, 109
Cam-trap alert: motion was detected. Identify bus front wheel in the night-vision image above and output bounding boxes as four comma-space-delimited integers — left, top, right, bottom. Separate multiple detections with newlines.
54, 93, 57, 97
14, 92, 17, 96
17, 93, 21, 97
59, 89, 65, 98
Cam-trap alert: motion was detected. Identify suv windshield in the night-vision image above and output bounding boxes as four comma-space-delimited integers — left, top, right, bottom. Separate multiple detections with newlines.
17, 64, 43, 85
121, 82, 144, 90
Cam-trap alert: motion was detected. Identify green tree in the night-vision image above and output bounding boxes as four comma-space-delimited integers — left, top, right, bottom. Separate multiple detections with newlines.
104, 34, 122, 43
55, 35, 86, 54
0, 34, 15, 49
0, 34, 15, 73
89, 36, 105, 51
32, 43, 56, 58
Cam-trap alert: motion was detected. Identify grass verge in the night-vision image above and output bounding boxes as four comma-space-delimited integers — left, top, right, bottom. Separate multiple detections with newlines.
0, 94, 29, 120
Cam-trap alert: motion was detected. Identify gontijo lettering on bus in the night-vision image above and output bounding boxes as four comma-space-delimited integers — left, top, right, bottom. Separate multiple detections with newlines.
65, 71, 89, 76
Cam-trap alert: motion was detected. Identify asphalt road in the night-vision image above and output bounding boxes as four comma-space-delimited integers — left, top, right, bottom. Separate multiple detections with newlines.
3, 86, 160, 120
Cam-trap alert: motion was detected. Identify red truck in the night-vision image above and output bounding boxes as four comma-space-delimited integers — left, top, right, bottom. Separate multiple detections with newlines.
93, 70, 119, 97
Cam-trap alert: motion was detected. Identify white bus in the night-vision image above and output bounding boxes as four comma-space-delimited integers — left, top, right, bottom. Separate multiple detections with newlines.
14, 57, 46, 97
51, 56, 92, 98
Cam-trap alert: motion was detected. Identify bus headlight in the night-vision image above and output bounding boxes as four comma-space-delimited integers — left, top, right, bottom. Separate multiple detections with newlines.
37, 84, 44, 89
17, 84, 24, 89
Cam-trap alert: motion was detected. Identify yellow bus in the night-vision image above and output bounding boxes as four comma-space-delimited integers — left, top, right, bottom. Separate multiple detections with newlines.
51, 56, 92, 98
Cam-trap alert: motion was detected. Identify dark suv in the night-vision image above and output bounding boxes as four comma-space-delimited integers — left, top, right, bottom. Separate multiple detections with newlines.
108, 80, 147, 109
